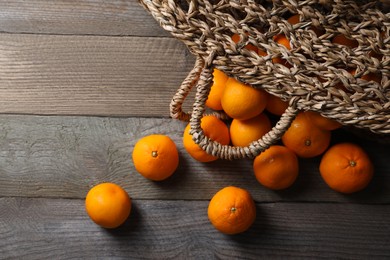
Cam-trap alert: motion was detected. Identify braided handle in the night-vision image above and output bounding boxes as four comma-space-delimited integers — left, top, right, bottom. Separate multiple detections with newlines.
170, 55, 230, 122
189, 54, 299, 160
170, 56, 204, 121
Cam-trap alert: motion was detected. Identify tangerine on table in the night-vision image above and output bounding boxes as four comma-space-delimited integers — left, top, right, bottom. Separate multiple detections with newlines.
221, 77, 268, 120
230, 113, 272, 147
206, 68, 229, 111
265, 94, 289, 116
183, 115, 230, 162
208, 186, 256, 235
132, 134, 179, 181
319, 142, 374, 194
85, 183, 132, 229
253, 145, 299, 190
281, 112, 331, 158
305, 111, 341, 131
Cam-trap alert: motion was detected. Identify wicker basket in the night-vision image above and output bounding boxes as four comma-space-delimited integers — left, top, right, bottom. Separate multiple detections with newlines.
139, 0, 389, 159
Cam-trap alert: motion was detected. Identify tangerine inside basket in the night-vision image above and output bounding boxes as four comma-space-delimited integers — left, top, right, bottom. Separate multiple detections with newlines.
139, 0, 389, 155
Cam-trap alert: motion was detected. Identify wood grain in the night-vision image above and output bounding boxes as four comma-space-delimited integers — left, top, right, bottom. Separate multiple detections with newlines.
0, 197, 389, 259
0, 33, 195, 116
0, 115, 388, 203
0, 0, 168, 37
1, 1, 389, 259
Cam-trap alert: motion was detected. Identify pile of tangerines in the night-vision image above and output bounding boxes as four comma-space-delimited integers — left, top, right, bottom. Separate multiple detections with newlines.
84, 14, 380, 234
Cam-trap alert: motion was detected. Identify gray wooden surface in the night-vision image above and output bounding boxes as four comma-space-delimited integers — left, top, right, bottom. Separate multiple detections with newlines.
0, 1, 389, 259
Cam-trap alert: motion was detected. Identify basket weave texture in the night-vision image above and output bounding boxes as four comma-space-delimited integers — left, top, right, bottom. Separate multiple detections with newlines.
139, 0, 389, 159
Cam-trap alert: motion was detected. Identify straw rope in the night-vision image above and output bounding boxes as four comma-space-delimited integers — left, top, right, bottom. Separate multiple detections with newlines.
139, 0, 389, 158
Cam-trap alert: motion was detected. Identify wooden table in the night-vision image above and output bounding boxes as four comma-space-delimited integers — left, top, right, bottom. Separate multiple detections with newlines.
0, 1, 389, 259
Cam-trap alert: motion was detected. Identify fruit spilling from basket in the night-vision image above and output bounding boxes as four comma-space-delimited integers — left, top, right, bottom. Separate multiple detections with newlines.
84, 0, 388, 234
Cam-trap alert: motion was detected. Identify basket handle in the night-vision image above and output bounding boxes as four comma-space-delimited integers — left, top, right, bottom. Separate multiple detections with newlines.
170, 55, 230, 122
189, 54, 300, 160
170, 56, 204, 121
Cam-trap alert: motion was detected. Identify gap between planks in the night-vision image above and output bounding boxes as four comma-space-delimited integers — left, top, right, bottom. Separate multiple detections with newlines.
0, 33, 196, 117
0, 115, 388, 203
0, 0, 169, 37
0, 197, 389, 259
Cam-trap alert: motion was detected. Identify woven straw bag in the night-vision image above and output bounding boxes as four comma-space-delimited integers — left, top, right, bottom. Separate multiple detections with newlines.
139, 0, 389, 160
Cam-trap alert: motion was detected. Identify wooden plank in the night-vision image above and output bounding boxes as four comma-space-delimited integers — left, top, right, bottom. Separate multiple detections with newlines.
0, 115, 388, 203
0, 33, 195, 116
0, 0, 168, 37
0, 197, 389, 259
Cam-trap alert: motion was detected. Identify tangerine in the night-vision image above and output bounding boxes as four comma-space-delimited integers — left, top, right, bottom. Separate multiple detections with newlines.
305, 111, 341, 131
85, 183, 131, 229
132, 134, 179, 181
232, 33, 258, 52
272, 14, 300, 66
265, 94, 289, 116
332, 34, 358, 48
361, 72, 381, 83
221, 78, 268, 120
230, 113, 272, 147
208, 186, 256, 234
253, 145, 299, 190
349, 69, 381, 84
281, 112, 331, 158
319, 143, 374, 194
206, 69, 229, 111
183, 115, 230, 162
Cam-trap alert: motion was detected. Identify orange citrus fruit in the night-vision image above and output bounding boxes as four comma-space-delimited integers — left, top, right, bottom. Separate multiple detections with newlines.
273, 14, 323, 65
132, 134, 179, 181
332, 34, 358, 48
258, 48, 267, 57
305, 111, 342, 131
232, 32, 267, 56
230, 113, 272, 147
274, 34, 292, 50
265, 94, 289, 116
208, 186, 256, 234
282, 112, 331, 158
272, 35, 292, 67
206, 68, 229, 111
274, 14, 300, 50
272, 14, 300, 66
85, 183, 132, 229
287, 14, 300, 25
368, 31, 384, 59
288, 14, 324, 36
349, 69, 381, 84
336, 69, 382, 91
361, 72, 381, 83
183, 115, 230, 162
334, 69, 355, 92
232, 33, 258, 52
253, 145, 299, 190
221, 77, 268, 120
319, 142, 374, 194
